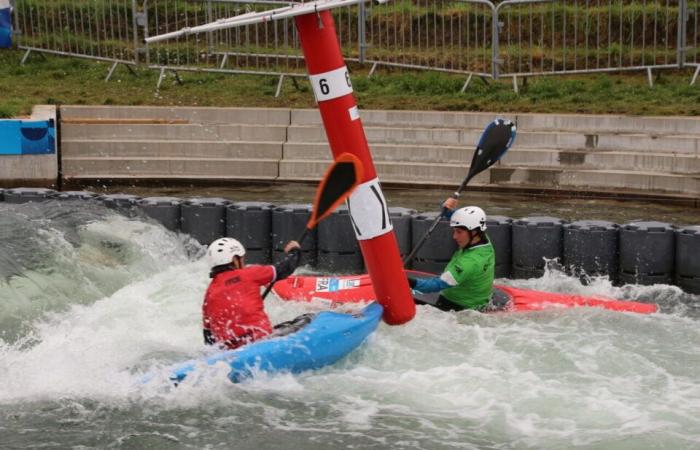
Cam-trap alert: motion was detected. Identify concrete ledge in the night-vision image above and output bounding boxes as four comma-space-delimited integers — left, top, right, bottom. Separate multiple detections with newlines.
491, 167, 700, 196
289, 125, 478, 146
292, 108, 700, 136
0, 155, 58, 187
62, 140, 283, 159
503, 149, 700, 174
48, 106, 700, 202
284, 142, 700, 175
62, 123, 287, 142
60, 106, 292, 126
63, 158, 279, 179
291, 109, 500, 129
289, 124, 700, 155
283, 142, 472, 163
0, 105, 58, 188
515, 113, 700, 135
279, 159, 489, 186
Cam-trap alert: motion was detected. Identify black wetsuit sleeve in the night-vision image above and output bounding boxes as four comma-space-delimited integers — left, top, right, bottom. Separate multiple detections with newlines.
273, 248, 301, 281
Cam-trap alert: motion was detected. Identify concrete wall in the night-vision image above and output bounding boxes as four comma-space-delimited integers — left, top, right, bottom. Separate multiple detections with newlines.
55, 106, 700, 201
0, 105, 58, 188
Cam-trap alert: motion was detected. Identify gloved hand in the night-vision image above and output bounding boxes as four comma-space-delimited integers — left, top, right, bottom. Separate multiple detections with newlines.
442, 197, 458, 211
284, 240, 301, 253
407, 276, 418, 289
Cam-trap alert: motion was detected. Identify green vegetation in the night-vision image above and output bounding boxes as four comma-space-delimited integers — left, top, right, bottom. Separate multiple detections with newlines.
1, 49, 698, 118
14, 0, 699, 74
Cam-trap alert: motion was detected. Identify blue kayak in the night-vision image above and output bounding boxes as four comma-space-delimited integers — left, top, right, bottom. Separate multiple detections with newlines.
169, 302, 383, 384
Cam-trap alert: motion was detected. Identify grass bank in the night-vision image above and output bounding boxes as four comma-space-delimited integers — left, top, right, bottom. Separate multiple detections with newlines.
1, 50, 699, 118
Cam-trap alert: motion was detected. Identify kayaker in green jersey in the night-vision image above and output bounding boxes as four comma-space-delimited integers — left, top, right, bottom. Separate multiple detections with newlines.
407, 199, 495, 311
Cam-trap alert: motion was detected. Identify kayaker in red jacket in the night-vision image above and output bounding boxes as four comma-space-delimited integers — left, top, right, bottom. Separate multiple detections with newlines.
203, 237, 301, 350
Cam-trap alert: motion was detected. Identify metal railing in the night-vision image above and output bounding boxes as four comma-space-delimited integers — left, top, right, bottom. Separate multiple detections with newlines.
685, 0, 700, 83
142, 0, 311, 91
496, 0, 698, 89
12, 0, 700, 89
13, 0, 141, 79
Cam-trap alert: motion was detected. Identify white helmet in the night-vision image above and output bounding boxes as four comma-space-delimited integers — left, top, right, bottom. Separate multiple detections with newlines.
207, 238, 246, 267
450, 206, 487, 231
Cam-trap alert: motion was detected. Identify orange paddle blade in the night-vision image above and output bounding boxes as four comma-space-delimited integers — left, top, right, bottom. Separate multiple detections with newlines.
307, 153, 364, 229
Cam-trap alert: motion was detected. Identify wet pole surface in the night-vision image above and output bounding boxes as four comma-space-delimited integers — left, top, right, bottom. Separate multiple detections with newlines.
293, 10, 415, 325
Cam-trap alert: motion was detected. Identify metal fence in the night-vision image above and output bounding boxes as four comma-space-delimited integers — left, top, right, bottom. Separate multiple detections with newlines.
142, 0, 309, 90
496, 0, 699, 89
11, 0, 700, 89
14, 0, 140, 79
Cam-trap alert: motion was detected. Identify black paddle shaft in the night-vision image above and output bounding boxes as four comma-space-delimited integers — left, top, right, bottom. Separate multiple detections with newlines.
402, 119, 516, 266
261, 154, 362, 300
261, 227, 310, 299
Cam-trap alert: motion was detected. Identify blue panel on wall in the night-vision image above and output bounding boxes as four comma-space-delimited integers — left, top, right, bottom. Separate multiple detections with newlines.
21, 120, 55, 154
0, 121, 22, 154
0, 1, 12, 48
0, 120, 56, 155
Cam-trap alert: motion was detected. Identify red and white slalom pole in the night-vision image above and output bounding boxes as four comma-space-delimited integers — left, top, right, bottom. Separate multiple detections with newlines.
295, 10, 415, 325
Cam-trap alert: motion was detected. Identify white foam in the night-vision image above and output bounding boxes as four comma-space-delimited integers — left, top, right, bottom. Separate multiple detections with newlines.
2, 213, 700, 448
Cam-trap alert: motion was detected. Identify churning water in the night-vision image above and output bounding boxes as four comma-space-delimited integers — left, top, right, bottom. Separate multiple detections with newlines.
1, 199, 700, 449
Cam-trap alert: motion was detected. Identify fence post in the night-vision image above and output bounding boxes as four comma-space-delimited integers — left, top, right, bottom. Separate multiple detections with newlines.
207, 0, 214, 59
358, 0, 367, 64
492, 2, 501, 80
132, 0, 139, 65
678, 0, 688, 68
142, 0, 150, 66
11, 0, 19, 46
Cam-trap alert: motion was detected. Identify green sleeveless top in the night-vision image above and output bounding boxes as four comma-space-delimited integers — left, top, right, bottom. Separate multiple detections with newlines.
440, 238, 495, 310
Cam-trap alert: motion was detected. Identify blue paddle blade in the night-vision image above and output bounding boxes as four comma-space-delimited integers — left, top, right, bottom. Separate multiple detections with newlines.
402, 117, 516, 267
467, 118, 517, 181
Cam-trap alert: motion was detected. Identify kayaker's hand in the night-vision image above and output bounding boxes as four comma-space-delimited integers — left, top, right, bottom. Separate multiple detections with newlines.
443, 198, 458, 211
284, 240, 301, 253
407, 276, 418, 289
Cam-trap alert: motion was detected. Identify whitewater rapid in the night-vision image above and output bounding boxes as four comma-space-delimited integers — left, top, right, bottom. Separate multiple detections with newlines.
1, 200, 699, 449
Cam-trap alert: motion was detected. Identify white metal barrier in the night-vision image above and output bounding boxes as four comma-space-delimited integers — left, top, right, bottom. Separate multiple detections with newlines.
12, 0, 700, 88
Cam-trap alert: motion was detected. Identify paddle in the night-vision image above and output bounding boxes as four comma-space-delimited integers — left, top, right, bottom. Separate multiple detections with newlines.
402, 118, 517, 266
262, 152, 364, 299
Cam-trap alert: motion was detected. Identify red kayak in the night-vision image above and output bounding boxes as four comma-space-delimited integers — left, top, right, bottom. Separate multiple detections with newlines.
272, 270, 658, 314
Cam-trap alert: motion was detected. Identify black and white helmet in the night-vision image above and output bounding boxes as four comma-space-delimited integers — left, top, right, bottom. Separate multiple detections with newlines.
450, 206, 487, 231
207, 238, 246, 268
